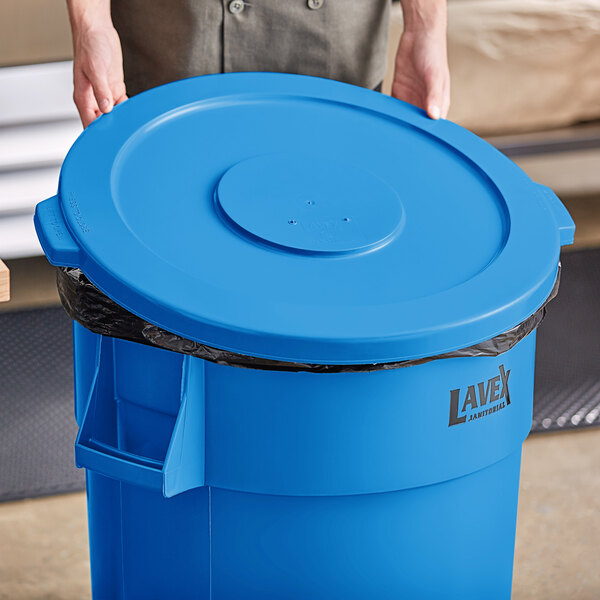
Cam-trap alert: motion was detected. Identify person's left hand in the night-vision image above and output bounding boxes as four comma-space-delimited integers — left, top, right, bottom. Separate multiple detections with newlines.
392, 29, 450, 120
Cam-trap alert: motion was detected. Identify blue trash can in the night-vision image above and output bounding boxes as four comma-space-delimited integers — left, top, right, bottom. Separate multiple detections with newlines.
35, 73, 574, 599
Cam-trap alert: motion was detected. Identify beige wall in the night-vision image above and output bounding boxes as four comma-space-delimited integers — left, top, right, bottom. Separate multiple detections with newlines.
0, 0, 72, 67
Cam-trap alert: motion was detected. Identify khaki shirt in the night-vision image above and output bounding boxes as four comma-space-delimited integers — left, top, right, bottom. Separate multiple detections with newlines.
111, 0, 390, 96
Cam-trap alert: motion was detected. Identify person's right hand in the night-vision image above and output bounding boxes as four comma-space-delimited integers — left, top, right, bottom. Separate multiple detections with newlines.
69, 2, 127, 128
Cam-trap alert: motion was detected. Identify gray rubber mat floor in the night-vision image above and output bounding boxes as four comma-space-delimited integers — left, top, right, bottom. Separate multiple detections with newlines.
0, 307, 83, 502
532, 248, 600, 432
0, 248, 599, 501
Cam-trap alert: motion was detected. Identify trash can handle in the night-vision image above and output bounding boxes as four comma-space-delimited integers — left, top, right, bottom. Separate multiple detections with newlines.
33, 195, 81, 267
75, 347, 206, 498
535, 184, 575, 247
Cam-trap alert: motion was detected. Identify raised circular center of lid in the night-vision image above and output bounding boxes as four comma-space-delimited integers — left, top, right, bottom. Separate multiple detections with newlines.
216, 153, 404, 255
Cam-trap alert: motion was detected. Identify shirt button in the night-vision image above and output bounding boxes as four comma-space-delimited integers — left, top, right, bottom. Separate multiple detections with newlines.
229, 0, 245, 14
307, 0, 324, 9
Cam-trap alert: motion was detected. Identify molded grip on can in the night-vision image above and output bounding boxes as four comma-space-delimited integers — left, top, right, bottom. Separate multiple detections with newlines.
75, 351, 206, 498
34, 195, 81, 267
536, 184, 575, 247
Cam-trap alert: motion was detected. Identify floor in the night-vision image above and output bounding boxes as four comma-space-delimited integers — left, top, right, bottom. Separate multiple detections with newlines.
1, 194, 599, 599
513, 430, 600, 600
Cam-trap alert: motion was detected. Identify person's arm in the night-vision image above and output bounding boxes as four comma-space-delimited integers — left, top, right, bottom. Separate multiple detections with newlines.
392, 0, 450, 120
67, 0, 127, 127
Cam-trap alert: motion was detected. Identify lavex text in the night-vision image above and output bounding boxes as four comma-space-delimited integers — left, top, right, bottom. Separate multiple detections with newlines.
448, 365, 511, 427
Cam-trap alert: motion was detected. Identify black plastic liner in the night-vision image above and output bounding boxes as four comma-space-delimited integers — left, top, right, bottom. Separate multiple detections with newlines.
57, 266, 560, 373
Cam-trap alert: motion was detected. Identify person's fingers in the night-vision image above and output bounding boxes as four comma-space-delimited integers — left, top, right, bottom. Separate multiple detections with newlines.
79, 101, 100, 128
111, 79, 128, 108
73, 72, 100, 128
428, 105, 441, 120
86, 62, 114, 114
441, 78, 451, 119
425, 67, 446, 120
391, 82, 421, 108
111, 79, 127, 105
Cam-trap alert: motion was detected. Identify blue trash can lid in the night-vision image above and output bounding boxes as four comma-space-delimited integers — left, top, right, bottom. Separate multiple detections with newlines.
35, 73, 574, 365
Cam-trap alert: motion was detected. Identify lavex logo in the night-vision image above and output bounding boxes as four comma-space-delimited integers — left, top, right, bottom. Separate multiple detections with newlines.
448, 364, 511, 427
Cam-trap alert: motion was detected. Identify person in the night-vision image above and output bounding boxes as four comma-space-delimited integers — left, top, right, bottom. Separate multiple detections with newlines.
66, 0, 449, 128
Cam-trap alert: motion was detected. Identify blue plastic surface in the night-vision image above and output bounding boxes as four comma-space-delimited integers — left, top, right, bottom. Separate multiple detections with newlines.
36, 74, 574, 598
35, 72, 574, 364
73, 322, 534, 599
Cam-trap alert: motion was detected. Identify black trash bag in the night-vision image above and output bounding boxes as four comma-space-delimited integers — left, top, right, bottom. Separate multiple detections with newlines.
57, 266, 559, 373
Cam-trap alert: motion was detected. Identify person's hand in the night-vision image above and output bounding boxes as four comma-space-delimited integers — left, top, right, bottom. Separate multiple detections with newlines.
68, 1, 127, 128
392, 3, 450, 120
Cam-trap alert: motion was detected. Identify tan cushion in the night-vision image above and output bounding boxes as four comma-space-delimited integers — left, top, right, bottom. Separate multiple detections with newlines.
385, 0, 600, 135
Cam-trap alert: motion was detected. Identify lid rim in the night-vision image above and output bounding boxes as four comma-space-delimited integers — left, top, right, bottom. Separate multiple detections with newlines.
40, 73, 569, 363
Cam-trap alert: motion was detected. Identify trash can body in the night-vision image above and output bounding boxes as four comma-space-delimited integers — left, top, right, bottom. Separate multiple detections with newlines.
73, 321, 534, 599
34, 73, 574, 599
